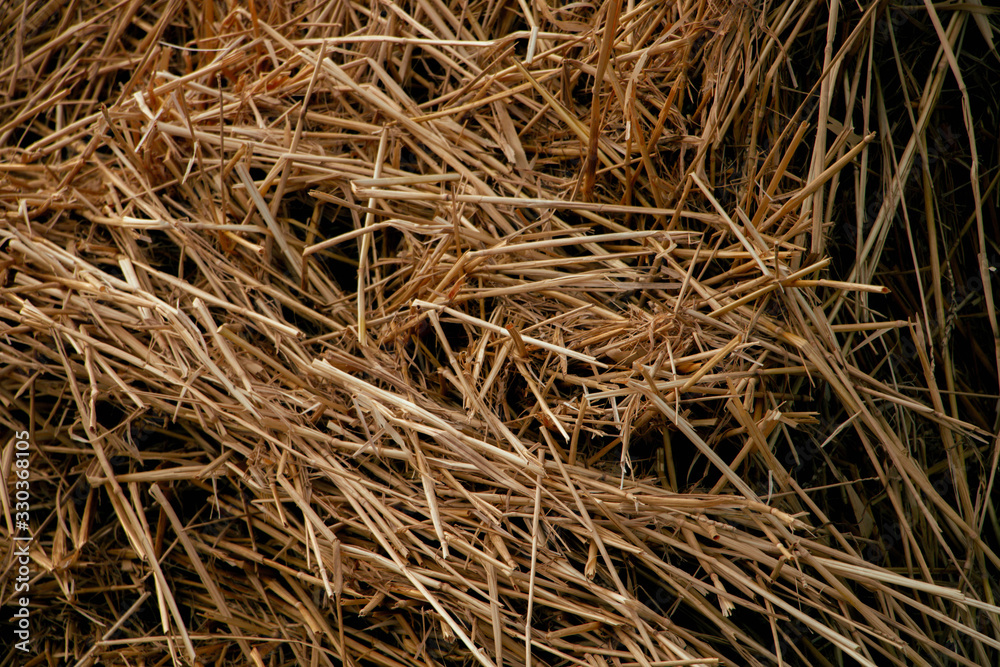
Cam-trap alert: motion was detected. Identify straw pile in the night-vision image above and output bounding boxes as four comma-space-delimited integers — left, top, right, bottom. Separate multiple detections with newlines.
2, 0, 999, 665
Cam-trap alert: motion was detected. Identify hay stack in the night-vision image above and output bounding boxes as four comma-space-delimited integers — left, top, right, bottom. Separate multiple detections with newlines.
2, 0, 998, 665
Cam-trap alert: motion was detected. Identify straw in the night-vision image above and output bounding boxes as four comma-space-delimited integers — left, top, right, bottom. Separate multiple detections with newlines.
2, 0, 998, 665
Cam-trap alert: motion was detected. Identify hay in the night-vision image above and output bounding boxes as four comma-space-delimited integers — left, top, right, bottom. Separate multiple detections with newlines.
2, 0, 999, 665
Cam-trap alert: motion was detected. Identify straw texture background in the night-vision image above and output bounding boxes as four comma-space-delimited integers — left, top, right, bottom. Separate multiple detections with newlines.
2, 0, 999, 666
